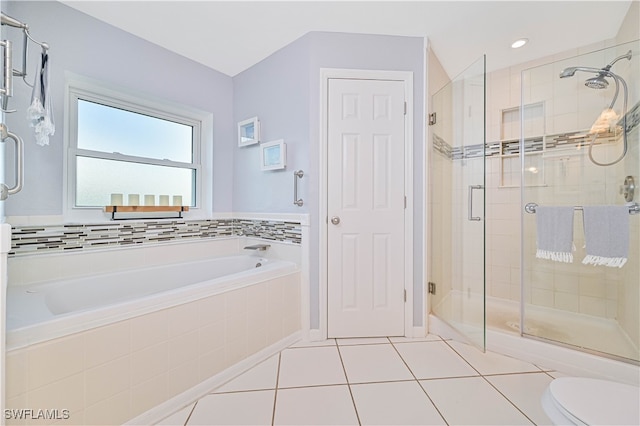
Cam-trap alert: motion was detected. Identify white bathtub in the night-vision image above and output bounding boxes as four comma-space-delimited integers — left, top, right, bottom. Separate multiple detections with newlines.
5, 248, 302, 425
6, 254, 298, 350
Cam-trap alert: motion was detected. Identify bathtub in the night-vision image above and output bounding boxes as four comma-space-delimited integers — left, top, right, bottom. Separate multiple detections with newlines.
4, 251, 301, 425
6, 254, 298, 350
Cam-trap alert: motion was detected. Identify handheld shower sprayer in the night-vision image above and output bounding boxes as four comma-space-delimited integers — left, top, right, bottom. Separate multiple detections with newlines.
558, 50, 632, 166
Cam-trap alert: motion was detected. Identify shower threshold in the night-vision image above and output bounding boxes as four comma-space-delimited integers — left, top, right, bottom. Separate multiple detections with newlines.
433, 291, 639, 363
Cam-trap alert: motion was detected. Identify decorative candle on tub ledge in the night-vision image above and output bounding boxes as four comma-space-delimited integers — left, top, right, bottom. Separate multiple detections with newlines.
128, 194, 140, 206
172, 195, 182, 206
159, 195, 170, 206
110, 193, 123, 206
144, 194, 155, 206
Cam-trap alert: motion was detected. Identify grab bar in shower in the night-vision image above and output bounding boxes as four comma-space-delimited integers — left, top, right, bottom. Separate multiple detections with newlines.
524, 202, 640, 215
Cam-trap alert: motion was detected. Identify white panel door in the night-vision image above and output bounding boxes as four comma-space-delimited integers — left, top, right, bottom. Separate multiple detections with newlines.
327, 78, 406, 338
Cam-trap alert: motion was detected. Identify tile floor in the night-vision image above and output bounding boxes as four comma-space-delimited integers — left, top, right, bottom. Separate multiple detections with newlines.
156, 335, 565, 425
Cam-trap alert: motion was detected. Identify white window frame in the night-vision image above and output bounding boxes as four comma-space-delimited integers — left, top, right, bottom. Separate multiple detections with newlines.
64, 74, 213, 222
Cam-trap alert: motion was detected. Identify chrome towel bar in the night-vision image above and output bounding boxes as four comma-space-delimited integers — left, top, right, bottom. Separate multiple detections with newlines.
0, 123, 24, 200
525, 202, 640, 215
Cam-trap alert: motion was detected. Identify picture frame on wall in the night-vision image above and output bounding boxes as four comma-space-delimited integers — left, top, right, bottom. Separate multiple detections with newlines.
237, 117, 260, 147
260, 139, 287, 171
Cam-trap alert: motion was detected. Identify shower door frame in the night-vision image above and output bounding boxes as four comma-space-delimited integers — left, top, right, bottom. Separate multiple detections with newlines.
428, 55, 487, 352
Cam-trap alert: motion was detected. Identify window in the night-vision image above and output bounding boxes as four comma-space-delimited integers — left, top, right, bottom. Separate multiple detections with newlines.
67, 80, 205, 212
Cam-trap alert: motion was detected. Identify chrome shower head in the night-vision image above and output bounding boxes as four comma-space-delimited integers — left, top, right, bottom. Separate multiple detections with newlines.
584, 74, 609, 89
559, 67, 578, 78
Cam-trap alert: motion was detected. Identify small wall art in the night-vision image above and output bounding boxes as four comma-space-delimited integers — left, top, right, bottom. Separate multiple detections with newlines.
237, 116, 260, 147
260, 139, 287, 171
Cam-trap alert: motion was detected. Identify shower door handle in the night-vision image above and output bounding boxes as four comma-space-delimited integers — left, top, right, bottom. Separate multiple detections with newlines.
468, 185, 483, 221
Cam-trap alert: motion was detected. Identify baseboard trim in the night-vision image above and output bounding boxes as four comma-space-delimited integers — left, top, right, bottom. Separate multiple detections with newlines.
411, 325, 426, 339
308, 328, 324, 342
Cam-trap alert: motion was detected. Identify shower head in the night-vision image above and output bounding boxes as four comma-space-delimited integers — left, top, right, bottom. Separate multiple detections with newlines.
559, 67, 578, 78
559, 66, 603, 79
559, 50, 632, 85
559, 66, 614, 89
584, 73, 609, 89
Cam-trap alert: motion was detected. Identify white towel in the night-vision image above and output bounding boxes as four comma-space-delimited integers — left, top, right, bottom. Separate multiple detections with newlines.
535, 206, 575, 263
26, 50, 54, 146
582, 205, 629, 268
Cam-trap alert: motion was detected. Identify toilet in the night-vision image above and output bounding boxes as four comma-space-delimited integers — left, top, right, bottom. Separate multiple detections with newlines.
542, 377, 640, 425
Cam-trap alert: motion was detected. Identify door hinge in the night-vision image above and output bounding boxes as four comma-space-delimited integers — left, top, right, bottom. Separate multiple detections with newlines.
404, 102, 407, 115
404, 196, 407, 209
428, 282, 436, 295
428, 112, 436, 126
404, 289, 407, 302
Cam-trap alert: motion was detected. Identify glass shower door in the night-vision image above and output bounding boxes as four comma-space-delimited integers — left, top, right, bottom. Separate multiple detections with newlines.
430, 56, 486, 350
521, 41, 639, 363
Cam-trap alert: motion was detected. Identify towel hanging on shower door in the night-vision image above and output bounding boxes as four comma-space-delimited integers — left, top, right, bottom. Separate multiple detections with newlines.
26, 50, 54, 146
535, 206, 575, 263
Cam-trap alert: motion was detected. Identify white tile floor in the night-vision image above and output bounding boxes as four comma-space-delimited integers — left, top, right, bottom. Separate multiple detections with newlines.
156, 335, 564, 425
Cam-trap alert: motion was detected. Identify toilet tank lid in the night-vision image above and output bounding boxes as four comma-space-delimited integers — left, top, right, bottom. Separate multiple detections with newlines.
549, 377, 640, 426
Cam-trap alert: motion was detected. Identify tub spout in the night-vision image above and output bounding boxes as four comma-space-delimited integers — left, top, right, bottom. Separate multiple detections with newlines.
244, 244, 271, 251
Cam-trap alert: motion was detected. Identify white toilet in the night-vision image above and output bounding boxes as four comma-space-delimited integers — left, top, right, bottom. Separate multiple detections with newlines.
542, 377, 640, 425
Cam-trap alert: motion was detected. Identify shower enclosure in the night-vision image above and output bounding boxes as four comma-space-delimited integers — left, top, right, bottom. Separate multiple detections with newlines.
521, 40, 639, 364
429, 56, 486, 351
430, 40, 639, 365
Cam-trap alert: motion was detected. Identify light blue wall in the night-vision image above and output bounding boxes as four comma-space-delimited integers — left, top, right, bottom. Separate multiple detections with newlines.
233, 31, 425, 329
2, 1, 235, 215
3, 0, 426, 330
232, 35, 311, 213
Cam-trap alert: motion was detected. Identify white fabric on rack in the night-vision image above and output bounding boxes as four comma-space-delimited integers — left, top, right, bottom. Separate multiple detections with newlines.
26, 51, 54, 146
582, 205, 629, 268
535, 206, 575, 263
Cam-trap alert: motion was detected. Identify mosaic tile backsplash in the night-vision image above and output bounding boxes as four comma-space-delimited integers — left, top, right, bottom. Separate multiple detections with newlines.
10, 218, 302, 256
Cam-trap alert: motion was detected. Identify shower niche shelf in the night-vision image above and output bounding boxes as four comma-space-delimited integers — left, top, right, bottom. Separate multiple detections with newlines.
104, 205, 189, 220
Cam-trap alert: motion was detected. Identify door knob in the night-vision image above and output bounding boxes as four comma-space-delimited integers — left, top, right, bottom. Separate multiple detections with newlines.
330, 216, 341, 225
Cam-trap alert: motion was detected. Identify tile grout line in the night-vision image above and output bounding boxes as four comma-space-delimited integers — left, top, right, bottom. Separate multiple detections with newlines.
441, 339, 484, 376
210, 387, 278, 395
335, 343, 362, 426
442, 340, 538, 425
481, 375, 537, 425
277, 378, 415, 390
271, 351, 283, 426
183, 401, 198, 426
388, 338, 450, 426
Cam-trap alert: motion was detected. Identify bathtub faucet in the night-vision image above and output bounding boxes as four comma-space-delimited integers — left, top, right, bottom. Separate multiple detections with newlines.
243, 244, 271, 251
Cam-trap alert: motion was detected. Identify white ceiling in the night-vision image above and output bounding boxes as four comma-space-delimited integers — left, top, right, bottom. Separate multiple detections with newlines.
60, 1, 633, 78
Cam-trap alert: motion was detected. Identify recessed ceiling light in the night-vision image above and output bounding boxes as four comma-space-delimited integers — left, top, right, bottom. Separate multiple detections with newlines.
511, 38, 528, 49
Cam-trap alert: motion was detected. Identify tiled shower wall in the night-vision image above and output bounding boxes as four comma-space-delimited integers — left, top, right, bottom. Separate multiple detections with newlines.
484, 38, 639, 341
9, 218, 302, 257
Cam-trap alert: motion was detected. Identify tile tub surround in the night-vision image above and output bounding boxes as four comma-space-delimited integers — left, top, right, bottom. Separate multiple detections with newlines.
4, 271, 301, 426
9, 218, 302, 256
